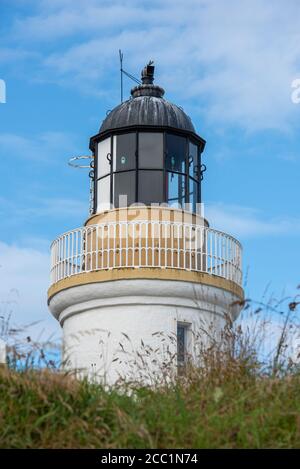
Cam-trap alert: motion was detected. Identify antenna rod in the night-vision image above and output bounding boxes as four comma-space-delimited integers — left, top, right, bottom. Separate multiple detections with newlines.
119, 49, 123, 103
118, 50, 141, 102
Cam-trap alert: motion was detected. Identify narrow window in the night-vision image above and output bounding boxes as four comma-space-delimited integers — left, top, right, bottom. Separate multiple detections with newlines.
139, 170, 164, 205
97, 137, 111, 178
188, 178, 198, 214
167, 172, 186, 207
113, 171, 135, 207
139, 132, 163, 169
166, 134, 186, 172
97, 176, 111, 211
188, 141, 198, 179
113, 133, 136, 172
177, 323, 189, 367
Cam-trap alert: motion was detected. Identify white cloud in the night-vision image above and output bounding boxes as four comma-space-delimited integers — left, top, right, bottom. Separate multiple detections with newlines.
20, 197, 88, 219
6, 0, 300, 131
236, 308, 300, 364
0, 241, 60, 342
0, 47, 37, 64
205, 202, 300, 238
13, 3, 150, 41
0, 196, 87, 227
0, 131, 77, 162
0, 130, 89, 240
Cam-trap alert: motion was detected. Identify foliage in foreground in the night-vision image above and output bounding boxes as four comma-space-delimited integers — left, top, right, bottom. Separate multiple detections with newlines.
1, 286, 300, 448
1, 353, 300, 449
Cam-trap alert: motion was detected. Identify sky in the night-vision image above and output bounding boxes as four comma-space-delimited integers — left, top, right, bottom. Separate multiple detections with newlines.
0, 0, 300, 341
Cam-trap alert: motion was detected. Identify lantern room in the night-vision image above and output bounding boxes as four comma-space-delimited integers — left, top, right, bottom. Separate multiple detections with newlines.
89, 63, 206, 214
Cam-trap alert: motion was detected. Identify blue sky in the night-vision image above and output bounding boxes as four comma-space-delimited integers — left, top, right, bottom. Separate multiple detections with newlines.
0, 0, 300, 339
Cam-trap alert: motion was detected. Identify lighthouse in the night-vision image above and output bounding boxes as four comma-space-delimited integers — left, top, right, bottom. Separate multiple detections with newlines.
48, 62, 244, 385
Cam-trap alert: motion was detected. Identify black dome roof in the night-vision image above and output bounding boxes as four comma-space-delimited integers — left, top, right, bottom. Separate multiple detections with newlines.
99, 63, 196, 135
99, 94, 196, 134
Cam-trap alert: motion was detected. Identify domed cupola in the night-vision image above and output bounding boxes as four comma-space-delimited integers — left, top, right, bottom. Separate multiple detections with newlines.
90, 62, 206, 214
98, 63, 197, 135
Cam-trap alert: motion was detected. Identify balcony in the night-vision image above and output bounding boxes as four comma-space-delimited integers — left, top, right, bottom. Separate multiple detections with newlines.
50, 220, 242, 287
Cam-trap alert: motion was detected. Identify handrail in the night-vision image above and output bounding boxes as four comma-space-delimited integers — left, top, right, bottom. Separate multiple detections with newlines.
50, 221, 242, 287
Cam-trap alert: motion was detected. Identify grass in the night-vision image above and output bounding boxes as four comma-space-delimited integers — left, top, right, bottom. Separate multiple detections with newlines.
1, 348, 300, 448
1, 288, 300, 449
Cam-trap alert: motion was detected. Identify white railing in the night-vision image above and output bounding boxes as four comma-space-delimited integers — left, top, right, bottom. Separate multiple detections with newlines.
50, 221, 242, 287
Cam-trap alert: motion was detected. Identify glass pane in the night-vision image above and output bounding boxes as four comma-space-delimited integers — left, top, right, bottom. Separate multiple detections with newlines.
177, 324, 186, 364
188, 178, 198, 214
97, 137, 111, 178
113, 133, 136, 172
167, 172, 186, 207
113, 171, 135, 207
97, 175, 111, 211
139, 132, 163, 169
166, 134, 186, 173
189, 142, 199, 179
138, 170, 163, 205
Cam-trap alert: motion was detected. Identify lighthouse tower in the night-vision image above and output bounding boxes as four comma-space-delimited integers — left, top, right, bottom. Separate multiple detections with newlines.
48, 63, 244, 385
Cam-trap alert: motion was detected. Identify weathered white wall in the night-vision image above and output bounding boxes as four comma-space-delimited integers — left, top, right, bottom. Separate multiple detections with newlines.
49, 279, 241, 385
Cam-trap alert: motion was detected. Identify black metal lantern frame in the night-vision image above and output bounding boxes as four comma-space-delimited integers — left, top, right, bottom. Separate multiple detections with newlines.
90, 126, 206, 215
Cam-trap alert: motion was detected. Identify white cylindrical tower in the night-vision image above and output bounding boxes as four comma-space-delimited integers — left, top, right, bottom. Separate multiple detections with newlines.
48, 63, 244, 385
